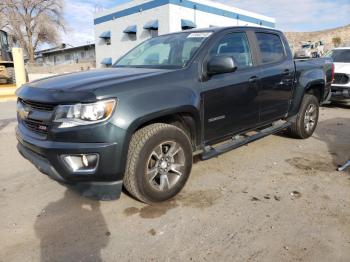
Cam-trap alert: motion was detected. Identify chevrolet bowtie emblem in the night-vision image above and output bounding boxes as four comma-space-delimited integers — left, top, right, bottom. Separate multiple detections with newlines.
17, 103, 30, 119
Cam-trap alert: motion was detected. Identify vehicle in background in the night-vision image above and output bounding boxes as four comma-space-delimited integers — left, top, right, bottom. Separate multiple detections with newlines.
0, 30, 15, 84
294, 41, 325, 58
326, 47, 350, 105
16, 27, 333, 203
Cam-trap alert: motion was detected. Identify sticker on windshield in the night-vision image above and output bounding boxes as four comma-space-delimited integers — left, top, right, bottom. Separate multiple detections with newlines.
187, 32, 212, 38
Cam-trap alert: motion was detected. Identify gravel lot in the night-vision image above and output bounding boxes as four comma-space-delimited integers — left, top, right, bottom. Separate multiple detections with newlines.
0, 101, 349, 262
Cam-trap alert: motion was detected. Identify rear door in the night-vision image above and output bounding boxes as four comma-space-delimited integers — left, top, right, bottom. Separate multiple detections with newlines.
201, 30, 260, 143
254, 31, 294, 123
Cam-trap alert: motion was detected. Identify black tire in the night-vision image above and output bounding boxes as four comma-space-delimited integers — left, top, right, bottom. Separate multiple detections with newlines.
6, 67, 15, 84
123, 123, 193, 203
288, 94, 319, 139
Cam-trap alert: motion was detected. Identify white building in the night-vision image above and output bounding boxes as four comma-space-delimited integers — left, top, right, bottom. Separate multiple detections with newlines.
94, 0, 275, 68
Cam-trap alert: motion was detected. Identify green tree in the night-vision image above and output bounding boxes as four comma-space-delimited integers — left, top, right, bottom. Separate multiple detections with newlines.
332, 37, 342, 47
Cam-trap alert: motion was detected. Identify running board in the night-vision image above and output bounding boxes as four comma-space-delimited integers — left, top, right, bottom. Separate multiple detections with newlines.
201, 120, 292, 160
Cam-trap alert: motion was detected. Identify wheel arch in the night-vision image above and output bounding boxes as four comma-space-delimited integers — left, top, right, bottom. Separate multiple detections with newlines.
288, 78, 325, 117
127, 106, 202, 151
306, 81, 324, 103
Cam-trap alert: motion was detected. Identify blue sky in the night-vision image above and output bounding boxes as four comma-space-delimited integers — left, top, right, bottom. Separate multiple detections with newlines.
62, 0, 350, 46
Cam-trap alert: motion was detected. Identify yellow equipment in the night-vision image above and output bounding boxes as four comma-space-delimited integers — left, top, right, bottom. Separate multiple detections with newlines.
0, 30, 15, 84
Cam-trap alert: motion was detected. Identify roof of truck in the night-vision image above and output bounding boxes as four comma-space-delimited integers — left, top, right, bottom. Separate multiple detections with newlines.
184, 26, 282, 34
333, 47, 350, 50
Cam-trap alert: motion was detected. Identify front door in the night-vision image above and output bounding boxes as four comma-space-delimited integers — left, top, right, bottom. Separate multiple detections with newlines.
202, 31, 260, 143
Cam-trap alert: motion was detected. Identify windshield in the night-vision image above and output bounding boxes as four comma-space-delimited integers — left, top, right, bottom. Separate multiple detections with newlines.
302, 44, 311, 49
114, 32, 212, 69
331, 49, 350, 63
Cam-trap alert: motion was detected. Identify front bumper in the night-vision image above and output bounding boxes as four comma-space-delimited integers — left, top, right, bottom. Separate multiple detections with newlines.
330, 85, 350, 104
16, 126, 125, 200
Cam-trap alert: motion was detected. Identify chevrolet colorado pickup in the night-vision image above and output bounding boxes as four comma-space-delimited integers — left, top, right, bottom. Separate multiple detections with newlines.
16, 27, 334, 203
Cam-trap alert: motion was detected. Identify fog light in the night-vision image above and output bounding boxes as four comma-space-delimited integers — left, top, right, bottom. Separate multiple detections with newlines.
61, 154, 99, 173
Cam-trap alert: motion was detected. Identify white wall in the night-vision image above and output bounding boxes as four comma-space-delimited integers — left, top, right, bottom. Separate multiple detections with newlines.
168, 4, 256, 31
95, 4, 169, 68
94, 0, 275, 68
189, 0, 275, 25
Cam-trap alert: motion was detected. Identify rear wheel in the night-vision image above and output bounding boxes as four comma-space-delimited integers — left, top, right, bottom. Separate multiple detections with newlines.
124, 123, 193, 203
6, 67, 15, 84
288, 94, 319, 139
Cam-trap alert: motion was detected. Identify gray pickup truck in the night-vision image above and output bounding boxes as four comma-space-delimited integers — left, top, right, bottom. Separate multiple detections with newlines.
16, 27, 333, 203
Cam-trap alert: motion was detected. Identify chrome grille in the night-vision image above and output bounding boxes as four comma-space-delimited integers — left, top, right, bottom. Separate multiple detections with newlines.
333, 73, 349, 85
23, 118, 49, 134
17, 98, 56, 136
18, 98, 56, 111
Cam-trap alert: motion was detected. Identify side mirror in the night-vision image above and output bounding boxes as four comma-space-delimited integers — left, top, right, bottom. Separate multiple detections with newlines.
207, 55, 237, 75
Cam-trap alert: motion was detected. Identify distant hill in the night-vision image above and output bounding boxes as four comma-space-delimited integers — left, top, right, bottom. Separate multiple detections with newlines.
285, 24, 350, 53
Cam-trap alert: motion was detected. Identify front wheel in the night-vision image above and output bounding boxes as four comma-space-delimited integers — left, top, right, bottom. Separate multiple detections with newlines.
123, 123, 193, 203
288, 94, 319, 139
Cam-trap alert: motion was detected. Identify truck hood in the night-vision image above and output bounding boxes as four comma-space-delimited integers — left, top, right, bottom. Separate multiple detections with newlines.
334, 63, 350, 74
17, 67, 172, 103
28, 67, 171, 91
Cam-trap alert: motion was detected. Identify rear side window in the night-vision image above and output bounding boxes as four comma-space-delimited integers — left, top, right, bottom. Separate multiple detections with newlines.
256, 33, 285, 64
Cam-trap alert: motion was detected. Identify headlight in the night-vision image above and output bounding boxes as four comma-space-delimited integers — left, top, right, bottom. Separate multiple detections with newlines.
54, 99, 116, 128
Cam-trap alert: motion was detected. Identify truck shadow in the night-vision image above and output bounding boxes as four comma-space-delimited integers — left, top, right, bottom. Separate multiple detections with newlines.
34, 190, 110, 262
314, 117, 350, 173
323, 103, 350, 110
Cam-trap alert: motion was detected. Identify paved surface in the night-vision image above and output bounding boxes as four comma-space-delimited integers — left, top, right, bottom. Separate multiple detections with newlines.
0, 101, 16, 121
0, 101, 349, 262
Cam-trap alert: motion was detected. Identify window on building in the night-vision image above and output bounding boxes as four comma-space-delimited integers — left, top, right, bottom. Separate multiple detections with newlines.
65, 54, 71, 61
123, 25, 137, 41
101, 57, 112, 67
100, 31, 111, 45
210, 32, 253, 68
181, 19, 196, 30
81, 51, 85, 59
255, 33, 285, 64
144, 20, 159, 38
150, 30, 158, 38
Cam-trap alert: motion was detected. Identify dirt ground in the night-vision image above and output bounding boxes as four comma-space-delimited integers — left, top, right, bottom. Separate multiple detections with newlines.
0, 103, 349, 262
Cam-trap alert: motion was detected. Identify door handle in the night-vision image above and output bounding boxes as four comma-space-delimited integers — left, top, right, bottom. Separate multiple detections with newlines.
283, 69, 291, 76
249, 76, 259, 83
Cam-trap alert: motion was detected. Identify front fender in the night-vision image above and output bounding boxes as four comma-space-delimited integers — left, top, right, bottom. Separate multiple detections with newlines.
111, 86, 201, 132
105, 85, 201, 179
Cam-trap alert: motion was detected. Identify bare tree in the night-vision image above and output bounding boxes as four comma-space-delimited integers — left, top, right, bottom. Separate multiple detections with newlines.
0, 5, 8, 29
1, 0, 65, 63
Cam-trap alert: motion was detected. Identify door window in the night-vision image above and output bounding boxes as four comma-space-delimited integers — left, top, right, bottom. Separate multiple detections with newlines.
210, 32, 253, 68
256, 33, 285, 64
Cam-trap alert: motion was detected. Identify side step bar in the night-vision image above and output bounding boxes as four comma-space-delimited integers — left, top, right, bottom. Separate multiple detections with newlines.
201, 120, 292, 160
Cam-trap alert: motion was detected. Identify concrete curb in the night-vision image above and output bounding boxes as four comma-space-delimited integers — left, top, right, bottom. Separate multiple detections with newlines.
0, 87, 17, 102
0, 96, 17, 102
